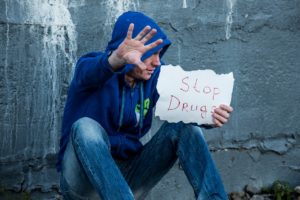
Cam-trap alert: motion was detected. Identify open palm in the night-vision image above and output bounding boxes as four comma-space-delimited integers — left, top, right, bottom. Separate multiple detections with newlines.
115, 23, 163, 70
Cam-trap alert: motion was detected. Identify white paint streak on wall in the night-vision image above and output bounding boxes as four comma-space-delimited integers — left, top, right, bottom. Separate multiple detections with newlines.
183, 0, 187, 8
103, 0, 140, 53
7, 0, 73, 26
39, 0, 77, 155
69, 0, 85, 8
2, 0, 77, 157
225, 0, 237, 40
105, 0, 139, 27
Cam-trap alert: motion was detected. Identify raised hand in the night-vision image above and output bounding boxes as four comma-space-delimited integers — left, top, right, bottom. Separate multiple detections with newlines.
108, 23, 163, 71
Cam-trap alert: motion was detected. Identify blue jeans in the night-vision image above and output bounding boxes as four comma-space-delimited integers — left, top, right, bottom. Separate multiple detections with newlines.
60, 117, 228, 200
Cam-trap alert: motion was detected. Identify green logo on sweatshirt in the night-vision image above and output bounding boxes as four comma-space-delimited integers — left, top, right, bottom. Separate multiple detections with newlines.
135, 98, 150, 117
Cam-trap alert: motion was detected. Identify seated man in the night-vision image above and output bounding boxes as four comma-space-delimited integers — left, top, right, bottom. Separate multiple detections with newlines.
56, 11, 233, 200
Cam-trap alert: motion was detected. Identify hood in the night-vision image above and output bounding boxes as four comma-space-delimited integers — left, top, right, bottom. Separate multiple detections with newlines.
105, 11, 171, 73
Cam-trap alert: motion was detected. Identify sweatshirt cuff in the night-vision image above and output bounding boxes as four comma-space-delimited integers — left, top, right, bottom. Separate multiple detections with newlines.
103, 52, 127, 74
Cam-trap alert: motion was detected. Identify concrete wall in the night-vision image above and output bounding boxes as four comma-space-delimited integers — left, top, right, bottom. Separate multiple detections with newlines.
0, 0, 299, 199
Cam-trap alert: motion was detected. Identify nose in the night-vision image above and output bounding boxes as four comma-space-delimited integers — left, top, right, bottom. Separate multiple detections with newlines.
152, 53, 161, 67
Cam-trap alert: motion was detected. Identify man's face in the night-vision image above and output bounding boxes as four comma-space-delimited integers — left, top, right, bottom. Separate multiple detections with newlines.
127, 51, 161, 81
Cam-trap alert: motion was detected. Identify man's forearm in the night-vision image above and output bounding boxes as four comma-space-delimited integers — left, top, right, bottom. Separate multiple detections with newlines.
108, 51, 126, 71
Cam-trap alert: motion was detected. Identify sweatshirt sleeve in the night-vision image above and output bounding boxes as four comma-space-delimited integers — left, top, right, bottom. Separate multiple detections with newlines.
73, 51, 125, 88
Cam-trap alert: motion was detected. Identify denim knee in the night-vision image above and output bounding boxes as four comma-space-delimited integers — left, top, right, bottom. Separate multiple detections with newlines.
160, 122, 204, 142
157, 122, 185, 146
179, 124, 204, 141
71, 117, 110, 149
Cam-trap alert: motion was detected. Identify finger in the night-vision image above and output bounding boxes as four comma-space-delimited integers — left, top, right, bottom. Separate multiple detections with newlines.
145, 39, 163, 51
220, 104, 233, 113
134, 60, 146, 70
212, 112, 228, 124
214, 108, 230, 119
213, 118, 223, 127
141, 28, 157, 44
126, 23, 134, 39
134, 25, 151, 40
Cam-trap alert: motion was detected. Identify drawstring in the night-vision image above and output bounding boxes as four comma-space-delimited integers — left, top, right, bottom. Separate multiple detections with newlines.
118, 82, 144, 136
139, 82, 144, 136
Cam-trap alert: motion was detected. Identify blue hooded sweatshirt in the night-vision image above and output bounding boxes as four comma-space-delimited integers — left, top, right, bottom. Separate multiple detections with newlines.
56, 11, 171, 172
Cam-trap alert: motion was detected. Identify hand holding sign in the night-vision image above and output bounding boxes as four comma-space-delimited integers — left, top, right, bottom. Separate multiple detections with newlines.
155, 65, 234, 125
212, 104, 233, 127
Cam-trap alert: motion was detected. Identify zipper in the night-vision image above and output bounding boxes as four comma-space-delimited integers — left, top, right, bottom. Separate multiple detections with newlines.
139, 82, 144, 136
118, 82, 144, 137
128, 88, 134, 122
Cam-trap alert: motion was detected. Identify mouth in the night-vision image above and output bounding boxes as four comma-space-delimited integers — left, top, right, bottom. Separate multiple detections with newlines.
146, 68, 155, 73
146, 70, 154, 75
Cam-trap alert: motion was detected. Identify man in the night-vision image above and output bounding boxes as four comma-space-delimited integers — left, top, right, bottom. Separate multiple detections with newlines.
57, 11, 233, 200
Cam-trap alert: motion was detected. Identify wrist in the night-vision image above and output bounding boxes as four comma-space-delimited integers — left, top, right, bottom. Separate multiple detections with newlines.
108, 50, 126, 71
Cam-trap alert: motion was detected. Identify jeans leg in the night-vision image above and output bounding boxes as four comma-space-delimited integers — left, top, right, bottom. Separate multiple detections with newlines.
118, 123, 189, 199
117, 122, 227, 200
116, 122, 183, 199
177, 124, 228, 200
60, 138, 99, 200
61, 117, 134, 200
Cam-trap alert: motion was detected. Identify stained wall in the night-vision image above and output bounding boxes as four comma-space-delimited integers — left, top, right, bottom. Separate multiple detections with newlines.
0, 0, 299, 199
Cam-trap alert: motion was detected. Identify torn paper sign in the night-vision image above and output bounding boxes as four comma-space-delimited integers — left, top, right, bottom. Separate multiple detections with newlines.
155, 65, 234, 125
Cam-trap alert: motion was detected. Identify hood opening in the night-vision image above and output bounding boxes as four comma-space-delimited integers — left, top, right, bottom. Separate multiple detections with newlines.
105, 11, 172, 74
